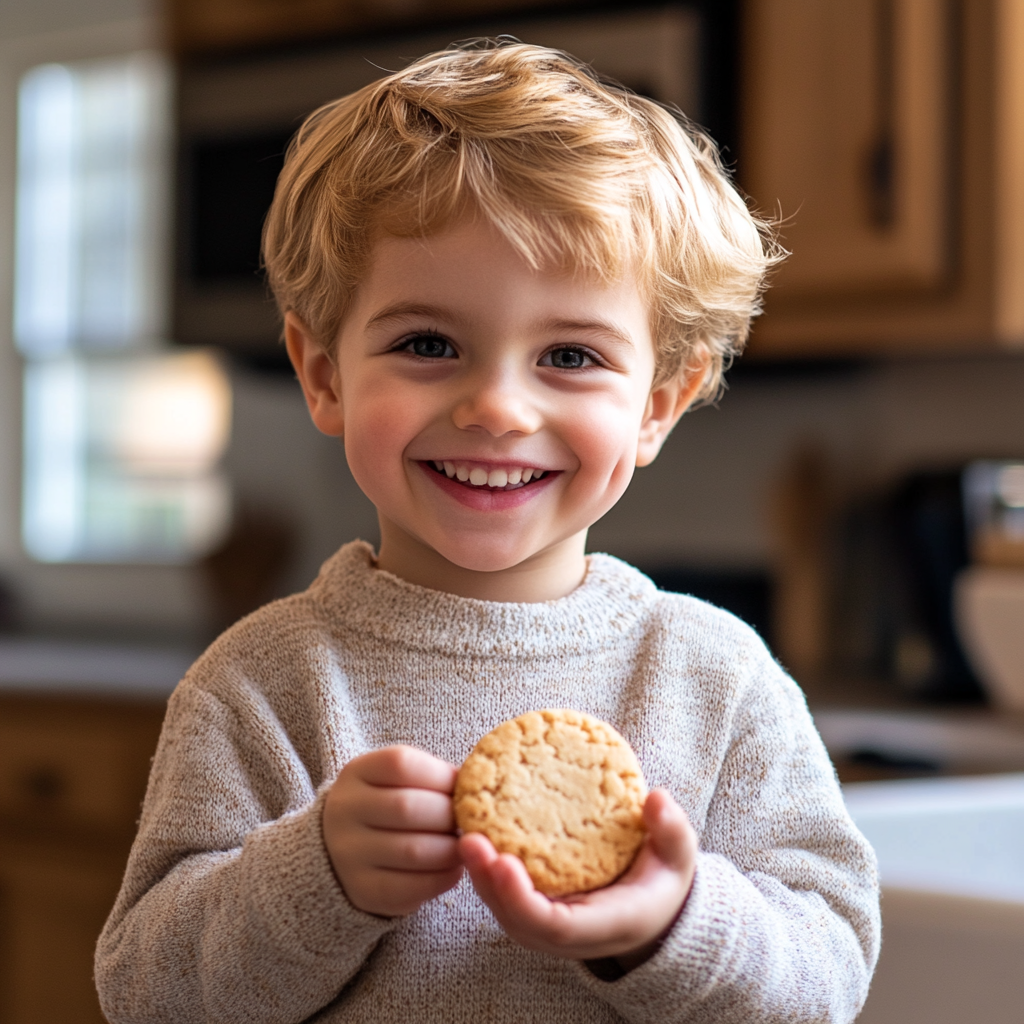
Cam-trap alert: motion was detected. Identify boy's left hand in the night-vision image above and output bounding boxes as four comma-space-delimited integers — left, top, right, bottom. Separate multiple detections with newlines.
459, 788, 697, 968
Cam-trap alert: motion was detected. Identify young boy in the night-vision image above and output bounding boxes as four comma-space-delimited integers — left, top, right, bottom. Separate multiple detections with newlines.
96, 41, 879, 1023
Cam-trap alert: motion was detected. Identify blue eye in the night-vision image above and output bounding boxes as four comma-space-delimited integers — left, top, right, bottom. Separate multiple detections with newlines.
543, 347, 592, 369
405, 334, 455, 359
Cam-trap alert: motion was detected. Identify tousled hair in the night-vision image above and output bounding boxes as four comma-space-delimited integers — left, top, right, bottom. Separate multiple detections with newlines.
262, 39, 780, 397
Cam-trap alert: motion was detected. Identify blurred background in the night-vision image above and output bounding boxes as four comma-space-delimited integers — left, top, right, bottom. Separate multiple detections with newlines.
0, 0, 1022, 1021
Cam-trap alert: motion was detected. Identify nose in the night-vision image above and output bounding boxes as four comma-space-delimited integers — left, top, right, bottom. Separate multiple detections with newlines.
451, 368, 542, 437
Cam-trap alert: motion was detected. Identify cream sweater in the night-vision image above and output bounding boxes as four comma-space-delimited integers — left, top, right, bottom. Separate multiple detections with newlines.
96, 542, 880, 1024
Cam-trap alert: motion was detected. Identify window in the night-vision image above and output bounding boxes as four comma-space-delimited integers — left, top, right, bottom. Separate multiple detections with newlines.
14, 52, 231, 563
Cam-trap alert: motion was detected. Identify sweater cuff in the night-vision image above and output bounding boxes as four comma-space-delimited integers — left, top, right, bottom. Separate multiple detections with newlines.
240, 786, 395, 962
572, 853, 742, 1021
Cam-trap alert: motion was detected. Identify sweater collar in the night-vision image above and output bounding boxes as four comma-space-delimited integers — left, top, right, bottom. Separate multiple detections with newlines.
309, 541, 657, 658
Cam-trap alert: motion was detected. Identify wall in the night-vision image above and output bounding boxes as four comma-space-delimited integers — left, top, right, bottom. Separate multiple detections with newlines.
224, 367, 379, 599
0, 0, 150, 38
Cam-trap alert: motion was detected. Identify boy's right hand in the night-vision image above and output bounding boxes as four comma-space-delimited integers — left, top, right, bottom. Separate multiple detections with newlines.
322, 746, 463, 917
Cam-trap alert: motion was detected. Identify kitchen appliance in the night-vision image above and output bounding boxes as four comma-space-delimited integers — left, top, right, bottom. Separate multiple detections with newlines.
955, 567, 1024, 711
832, 468, 985, 701
954, 461, 1024, 709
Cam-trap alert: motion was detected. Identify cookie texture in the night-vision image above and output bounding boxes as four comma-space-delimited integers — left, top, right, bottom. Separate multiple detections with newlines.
454, 709, 647, 897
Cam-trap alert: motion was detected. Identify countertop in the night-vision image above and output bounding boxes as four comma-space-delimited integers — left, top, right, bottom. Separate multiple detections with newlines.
0, 637, 194, 699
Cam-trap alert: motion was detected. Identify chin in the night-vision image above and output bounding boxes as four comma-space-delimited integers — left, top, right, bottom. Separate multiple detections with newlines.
432, 536, 539, 575
439, 547, 527, 574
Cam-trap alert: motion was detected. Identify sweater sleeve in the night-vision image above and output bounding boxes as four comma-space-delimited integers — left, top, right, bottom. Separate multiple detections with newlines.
95, 682, 395, 1024
573, 659, 881, 1024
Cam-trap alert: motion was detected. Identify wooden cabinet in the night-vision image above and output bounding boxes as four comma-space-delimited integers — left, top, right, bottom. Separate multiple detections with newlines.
0, 695, 164, 1024
168, 0, 596, 55
742, 0, 1024, 357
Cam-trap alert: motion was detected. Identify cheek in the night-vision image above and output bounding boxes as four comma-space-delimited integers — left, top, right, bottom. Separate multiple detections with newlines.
566, 390, 646, 478
342, 390, 422, 492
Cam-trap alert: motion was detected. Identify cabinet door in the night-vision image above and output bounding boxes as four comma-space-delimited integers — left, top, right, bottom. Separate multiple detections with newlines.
743, 0, 951, 297
0, 852, 122, 1024
0, 697, 164, 1024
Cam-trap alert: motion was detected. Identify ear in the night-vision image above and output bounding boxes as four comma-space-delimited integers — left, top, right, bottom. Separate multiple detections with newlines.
284, 311, 345, 438
635, 350, 711, 467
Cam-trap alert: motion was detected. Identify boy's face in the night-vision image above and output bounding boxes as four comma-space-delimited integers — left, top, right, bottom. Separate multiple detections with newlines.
289, 217, 698, 594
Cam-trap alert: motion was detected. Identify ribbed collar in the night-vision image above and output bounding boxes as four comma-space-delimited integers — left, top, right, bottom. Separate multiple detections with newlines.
309, 541, 658, 659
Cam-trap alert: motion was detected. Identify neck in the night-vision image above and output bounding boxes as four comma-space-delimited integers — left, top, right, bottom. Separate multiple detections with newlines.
374, 518, 589, 602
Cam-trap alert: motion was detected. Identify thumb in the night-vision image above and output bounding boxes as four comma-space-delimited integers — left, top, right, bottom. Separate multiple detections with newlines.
642, 789, 696, 871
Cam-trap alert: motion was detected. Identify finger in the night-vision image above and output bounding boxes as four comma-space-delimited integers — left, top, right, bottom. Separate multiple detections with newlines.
458, 833, 509, 911
349, 865, 464, 917
460, 835, 568, 937
459, 833, 518, 909
643, 789, 696, 871
363, 831, 462, 872
488, 851, 565, 926
354, 746, 458, 792
458, 831, 499, 873
484, 855, 644, 957
358, 786, 455, 832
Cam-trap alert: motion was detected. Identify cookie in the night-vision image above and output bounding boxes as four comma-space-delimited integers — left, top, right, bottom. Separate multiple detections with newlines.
454, 709, 647, 897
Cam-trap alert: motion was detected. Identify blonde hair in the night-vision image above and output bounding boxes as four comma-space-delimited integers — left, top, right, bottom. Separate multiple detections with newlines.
262, 39, 779, 397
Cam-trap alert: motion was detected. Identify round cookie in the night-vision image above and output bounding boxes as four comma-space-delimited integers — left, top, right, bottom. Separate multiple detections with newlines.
454, 709, 647, 897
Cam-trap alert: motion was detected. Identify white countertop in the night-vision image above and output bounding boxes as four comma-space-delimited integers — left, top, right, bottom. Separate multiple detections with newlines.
0, 637, 194, 698
844, 773, 1024, 904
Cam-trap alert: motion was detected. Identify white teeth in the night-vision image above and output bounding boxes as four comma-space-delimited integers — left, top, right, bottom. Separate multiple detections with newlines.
435, 463, 545, 486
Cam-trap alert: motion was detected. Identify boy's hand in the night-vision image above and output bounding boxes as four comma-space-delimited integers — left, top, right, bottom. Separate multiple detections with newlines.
323, 746, 463, 917
459, 789, 697, 968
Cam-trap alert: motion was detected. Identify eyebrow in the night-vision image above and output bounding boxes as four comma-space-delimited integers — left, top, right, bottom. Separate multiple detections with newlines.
364, 302, 470, 331
364, 304, 635, 348
540, 317, 635, 348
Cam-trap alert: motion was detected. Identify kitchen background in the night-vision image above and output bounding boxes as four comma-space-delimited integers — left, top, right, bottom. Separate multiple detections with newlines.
0, 0, 1022, 1021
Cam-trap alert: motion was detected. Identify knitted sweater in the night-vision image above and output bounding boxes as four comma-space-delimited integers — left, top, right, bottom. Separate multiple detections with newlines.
95, 541, 880, 1024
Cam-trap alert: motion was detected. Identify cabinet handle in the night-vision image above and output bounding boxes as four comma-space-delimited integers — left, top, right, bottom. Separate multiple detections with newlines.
865, 0, 896, 228
18, 765, 67, 804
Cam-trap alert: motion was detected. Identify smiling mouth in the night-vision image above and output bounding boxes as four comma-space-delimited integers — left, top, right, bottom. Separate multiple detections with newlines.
424, 460, 550, 491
